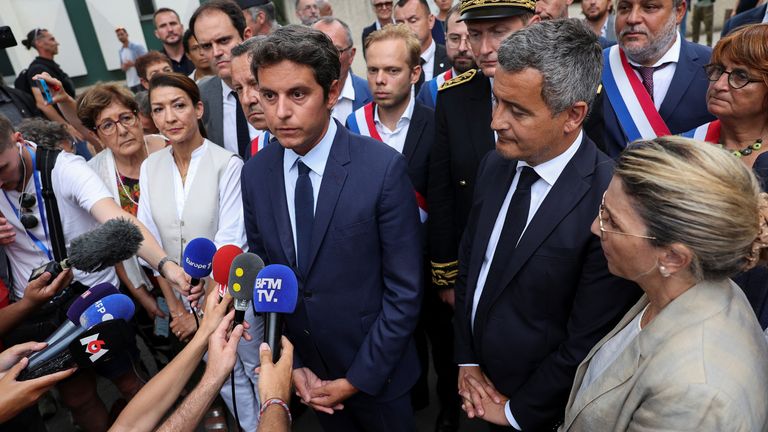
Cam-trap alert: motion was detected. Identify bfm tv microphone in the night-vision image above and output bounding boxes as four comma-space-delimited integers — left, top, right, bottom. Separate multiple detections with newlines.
183, 238, 217, 287
29, 218, 143, 281
227, 253, 264, 325
254, 264, 298, 362
26, 293, 135, 371
212, 245, 243, 299
39, 282, 119, 348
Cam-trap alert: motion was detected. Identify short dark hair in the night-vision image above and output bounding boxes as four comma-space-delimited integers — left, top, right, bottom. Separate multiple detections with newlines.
395, 0, 430, 15
135, 51, 173, 80
0, 115, 16, 151
249, 25, 340, 100
190, 0, 247, 39
17, 118, 73, 150
153, 7, 180, 26
444, 4, 462, 33
182, 28, 195, 53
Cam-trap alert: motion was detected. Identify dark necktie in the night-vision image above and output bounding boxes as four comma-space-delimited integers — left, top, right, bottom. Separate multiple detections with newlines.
415, 57, 428, 94
295, 161, 314, 275
482, 166, 540, 290
231, 91, 249, 158
634, 63, 670, 102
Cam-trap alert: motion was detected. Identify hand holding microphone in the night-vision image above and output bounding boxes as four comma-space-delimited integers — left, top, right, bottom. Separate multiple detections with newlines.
0, 355, 76, 423
19, 269, 72, 308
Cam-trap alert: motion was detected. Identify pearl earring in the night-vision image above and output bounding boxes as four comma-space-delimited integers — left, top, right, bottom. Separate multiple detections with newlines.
659, 265, 671, 278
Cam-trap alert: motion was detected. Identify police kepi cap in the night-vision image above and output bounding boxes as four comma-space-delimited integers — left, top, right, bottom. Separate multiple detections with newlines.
458, 0, 537, 21
235, 0, 271, 9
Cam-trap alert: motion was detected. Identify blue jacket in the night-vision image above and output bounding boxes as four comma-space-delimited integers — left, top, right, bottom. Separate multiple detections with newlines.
722, 4, 766, 36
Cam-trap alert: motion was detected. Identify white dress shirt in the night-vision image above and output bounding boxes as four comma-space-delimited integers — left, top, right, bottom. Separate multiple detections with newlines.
462, 131, 583, 430
137, 139, 246, 252
626, 35, 681, 110
763, 5, 768, 22
374, 93, 415, 154
421, 39, 437, 81
331, 72, 356, 123
283, 120, 337, 259
221, 80, 259, 154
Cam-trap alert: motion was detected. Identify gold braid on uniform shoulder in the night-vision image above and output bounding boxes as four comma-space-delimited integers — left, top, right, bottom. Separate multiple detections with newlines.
439, 69, 477, 92
431, 260, 459, 287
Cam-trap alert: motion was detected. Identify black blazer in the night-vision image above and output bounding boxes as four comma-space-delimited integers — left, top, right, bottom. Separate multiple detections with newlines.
427, 70, 495, 282
454, 136, 641, 430
362, 22, 377, 54
416, 43, 451, 94
403, 101, 434, 199
722, 4, 766, 35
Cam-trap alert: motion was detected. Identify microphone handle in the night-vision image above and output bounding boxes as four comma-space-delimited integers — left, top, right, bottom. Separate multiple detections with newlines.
28, 328, 83, 370
28, 321, 79, 365
265, 312, 283, 363
234, 309, 246, 326
190, 277, 201, 287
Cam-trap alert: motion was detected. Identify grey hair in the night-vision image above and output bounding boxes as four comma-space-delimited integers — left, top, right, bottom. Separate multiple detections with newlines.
497, 19, 602, 114
245, 2, 277, 25
313, 16, 353, 47
135, 90, 151, 117
17, 118, 73, 150
231, 35, 268, 58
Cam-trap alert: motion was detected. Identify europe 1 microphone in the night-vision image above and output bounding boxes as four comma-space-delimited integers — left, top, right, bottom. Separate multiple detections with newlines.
183, 238, 217, 287
254, 264, 298, 362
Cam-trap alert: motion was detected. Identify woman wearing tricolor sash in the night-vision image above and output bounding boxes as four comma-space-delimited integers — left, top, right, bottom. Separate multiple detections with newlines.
684, 23, 768, 330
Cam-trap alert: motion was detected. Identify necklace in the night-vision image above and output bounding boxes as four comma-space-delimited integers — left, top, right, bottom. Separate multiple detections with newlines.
719, 138, 763, 158
115, 170, 138, 206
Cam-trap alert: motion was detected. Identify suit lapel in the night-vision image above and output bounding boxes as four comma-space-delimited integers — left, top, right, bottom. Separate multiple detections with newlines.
469, 75, 495, 161
474, 138, 595, 329
658, 40, 697, 120
266, 146, 297, 268
402, 103, 426, 165
305, 123, 349, 278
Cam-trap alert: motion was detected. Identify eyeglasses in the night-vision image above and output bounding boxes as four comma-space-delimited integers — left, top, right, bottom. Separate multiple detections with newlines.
446, 34, 470, 46
704, 64, 763, 90
336, 45, 353, 55
95, 112, 138, 136
373, 1, 393, 9
598, 192, 657, 240
18, 192, 38, 229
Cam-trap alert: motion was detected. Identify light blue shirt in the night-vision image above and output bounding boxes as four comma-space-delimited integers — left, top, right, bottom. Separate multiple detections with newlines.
282, 119, 338, 261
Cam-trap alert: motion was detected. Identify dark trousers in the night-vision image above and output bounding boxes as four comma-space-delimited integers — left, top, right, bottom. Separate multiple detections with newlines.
692, 4, 714, 46
315, 391, 415, 432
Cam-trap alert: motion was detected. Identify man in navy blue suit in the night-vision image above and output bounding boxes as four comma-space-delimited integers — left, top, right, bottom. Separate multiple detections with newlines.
721, 3, 767, 36
242, 24, 423, 432
585, 0, 714, 157
454, 20, 640, 431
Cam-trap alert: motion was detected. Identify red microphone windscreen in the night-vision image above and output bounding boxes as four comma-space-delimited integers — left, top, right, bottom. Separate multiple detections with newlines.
212, 245, 243, 286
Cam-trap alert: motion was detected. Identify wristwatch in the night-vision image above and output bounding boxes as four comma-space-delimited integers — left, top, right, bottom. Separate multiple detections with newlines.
157, 256, 177, 279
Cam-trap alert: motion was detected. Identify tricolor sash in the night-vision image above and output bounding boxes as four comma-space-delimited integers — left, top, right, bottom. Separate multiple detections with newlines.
602, 46, 671, 142
346, 102, 428, 223
427, 69, 454, 107
681, 120, 721, 144
250, 131, 271, 157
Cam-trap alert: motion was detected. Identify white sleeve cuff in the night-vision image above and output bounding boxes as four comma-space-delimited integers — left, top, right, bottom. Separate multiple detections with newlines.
505, 401, 522, 430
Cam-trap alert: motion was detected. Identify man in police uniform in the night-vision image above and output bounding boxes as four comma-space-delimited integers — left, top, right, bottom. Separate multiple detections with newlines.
427, 0, 539, 300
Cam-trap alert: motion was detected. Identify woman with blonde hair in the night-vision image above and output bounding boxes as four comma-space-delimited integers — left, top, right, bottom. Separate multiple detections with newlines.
561, 136, 768, 431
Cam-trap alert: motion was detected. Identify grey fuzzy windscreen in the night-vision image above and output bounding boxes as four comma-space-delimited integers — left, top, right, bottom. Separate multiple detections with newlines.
68, 218, 143, 273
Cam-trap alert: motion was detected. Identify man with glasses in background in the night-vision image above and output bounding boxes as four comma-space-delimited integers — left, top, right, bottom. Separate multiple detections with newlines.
313, 17, 373, 123
363, 0, 395, 52
295, 0, 320, 24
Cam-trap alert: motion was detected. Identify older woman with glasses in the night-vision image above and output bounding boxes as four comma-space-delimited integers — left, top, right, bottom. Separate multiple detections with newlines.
560, 136, 768, 431
683, 23, 768, 329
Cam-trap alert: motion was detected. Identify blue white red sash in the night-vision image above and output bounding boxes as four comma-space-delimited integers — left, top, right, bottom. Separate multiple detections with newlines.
250, 131, 271, 157
681, 120, 721, 144
426, 69, 454, 107
346, 102, 428, 223
602, 46, 671, 142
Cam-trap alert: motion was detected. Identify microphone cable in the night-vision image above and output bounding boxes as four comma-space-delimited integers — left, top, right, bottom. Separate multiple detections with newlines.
231, 371, 241, 432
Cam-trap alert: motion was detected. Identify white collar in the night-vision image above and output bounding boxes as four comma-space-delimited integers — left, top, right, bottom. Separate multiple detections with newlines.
221, 79, 235, 99
338, 72, 356, 102
421, 39, 436, 62
626, 33, 681, 68
284, 120, 337, 177
517, 130, 583, 186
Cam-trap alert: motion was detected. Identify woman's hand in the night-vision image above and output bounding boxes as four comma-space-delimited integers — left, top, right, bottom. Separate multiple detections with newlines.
29, 72, 70, 105
170, 311, 197, 343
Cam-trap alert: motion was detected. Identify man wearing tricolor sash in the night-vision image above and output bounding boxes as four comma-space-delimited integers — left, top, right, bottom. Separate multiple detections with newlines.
586, 0, 714, 157
416, 4, 477, 109
231, 38, 273, 159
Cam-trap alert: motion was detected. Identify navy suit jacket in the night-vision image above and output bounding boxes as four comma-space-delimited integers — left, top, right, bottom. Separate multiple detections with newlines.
722, 4, 766, 36
586, 40, 715, 157
454, 136, 641, 430
350, 74, 373, 111
242, 121, 423, 401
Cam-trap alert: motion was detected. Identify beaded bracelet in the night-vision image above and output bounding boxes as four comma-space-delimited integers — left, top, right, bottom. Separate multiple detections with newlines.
260, 398, 292, 424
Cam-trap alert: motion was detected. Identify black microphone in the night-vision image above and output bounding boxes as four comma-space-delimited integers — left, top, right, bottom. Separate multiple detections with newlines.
254, 265, 298, 362
29, 218, 143, 281
227, 253, 264, 325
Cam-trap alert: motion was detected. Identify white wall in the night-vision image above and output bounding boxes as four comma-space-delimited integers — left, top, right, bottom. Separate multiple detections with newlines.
85, 0, 147, 71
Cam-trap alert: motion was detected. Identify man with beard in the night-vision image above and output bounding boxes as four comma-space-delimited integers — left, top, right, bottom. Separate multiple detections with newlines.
427, 0, 538, 315
585, 0, 714, 157
193, 0, 260, 160
582, 0, 617, 42
417, 4, 477, 108
153, 8, 195, 75
230, 36, 273, 157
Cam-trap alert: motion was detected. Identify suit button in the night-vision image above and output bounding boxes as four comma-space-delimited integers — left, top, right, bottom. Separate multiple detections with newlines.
459, 180, 468, 187
303, 291, 312, 299
304, 329, 311, 335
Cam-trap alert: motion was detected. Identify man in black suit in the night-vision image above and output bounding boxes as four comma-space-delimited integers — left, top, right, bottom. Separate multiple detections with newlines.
721, 3, 766, 35
454, 19, 640, 431
362, 0, 395, 48
394, 0, 451, 93
427, 0, 539, 311
345, 24, 457, 430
